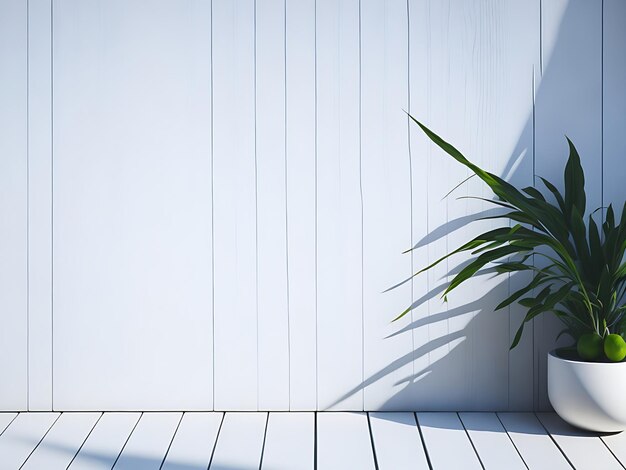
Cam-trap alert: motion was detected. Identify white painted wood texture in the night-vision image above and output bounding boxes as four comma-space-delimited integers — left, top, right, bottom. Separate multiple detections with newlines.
113, 412, 181, 470
285, 0, 317, 412
212, 0, 258, 411
285, 0, 317, 410
368, 412, 429, 469
416, 412, 482, 469
0, 0, 28, 412
210, 412, 268, 470
52, 0, 213, 410
459, 412, 526, 470
70, 412, 141, 470
498, 412, 571, 470
407, 0, 433, 412
420, 0, 470, 411
161, 412, 223, 470
361, 0, 413, 411
537, 413, 622, 470
1, 0, 622, 411
407, 0, 540, 411
316, 412, 376, 470
21, 412, 100, 469
315, 0, 363, 411
261, 412, 314, 470
256, 0, 290, 412
0, 412, 59, 470
27, 0, 54, 412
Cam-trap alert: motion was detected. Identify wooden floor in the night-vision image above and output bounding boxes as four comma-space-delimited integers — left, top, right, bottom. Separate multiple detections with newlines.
0, 412, 624, 469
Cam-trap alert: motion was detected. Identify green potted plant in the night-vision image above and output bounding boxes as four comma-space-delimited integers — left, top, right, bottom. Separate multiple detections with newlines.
399, 116, 626, 432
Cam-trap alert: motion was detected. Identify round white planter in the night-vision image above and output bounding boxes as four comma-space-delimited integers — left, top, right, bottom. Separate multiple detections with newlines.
548, 349, 626, 432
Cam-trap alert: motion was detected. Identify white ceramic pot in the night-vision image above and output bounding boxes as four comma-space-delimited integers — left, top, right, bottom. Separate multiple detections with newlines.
548, 350, 626, 432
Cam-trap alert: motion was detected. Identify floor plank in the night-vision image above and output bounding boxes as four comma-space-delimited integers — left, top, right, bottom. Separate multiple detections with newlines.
2, 410, 623, 470
210, 412, 268, 470
316, 412, 376, 470
113, 412, 182, 470
22, 412, 101, 469
0, 413, 17, 435
537, 412, 622, 470
0, 412, 59, 470
368, 412, 429, 469
601, 431, 626, 467
161, 412, 223, 470
70, 412, 141, 470
416, 412, 482, 470
498, 413, 571, 470
459, 412, 526, 470
261, 412, 314, 470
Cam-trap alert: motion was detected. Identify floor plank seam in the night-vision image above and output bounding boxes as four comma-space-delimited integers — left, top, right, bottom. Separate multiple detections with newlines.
495, 413, 530, 470
65, 412, 104, 469
533, 413, 575, 469
366, 413, 379, 470
457, 412, 486, 470
207, 412, 226, 469
604, 442, 626, 470
598, 434, 626, 470
18, 412, 61, 469
413, 413, 433, 470
0, 413, 19, 437
257, 413, 270, 470
158, 412, 185, 469
110, 411, 143, 469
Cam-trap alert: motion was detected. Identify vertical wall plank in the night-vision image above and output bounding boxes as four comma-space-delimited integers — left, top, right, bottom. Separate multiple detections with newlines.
535, 0, 602, 410
316, 0, 363, 410
28, 0, 53, 411
503, 1, 540, 412
257, 0, 290, 411
420, 0, 469, 410
603, 0, 626, 218
361, 0, 413, 410
286, 0, 317, 411
407, 0, 432, 410
53, 0, 213, 409
213, 0, 258, 410
0, 0, 28, 411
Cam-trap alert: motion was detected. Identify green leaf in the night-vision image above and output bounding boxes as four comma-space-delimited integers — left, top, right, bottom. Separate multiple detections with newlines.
408, 115, 536, 215
570, 206, 591, 273
539, 177, 566, 215
409, 227, 514, 277
522, 186, 546, 202
495, 273, 548, 310
519, 286, 552, 308
443, 244, 533, 297
510, 321, 525, 349
588, 214, 603, 274
564, 137, 586, 218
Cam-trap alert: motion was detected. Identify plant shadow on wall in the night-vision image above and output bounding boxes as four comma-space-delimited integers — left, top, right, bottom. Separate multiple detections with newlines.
330, 2, 626, 412
333, 119, 625, 412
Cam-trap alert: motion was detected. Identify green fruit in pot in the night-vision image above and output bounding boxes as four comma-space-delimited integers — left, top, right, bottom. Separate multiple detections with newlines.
577, 333, 603, 360
604, 334, 626, 362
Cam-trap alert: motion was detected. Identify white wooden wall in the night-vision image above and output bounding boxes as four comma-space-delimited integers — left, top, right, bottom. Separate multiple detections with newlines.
0, 0, 624, 411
